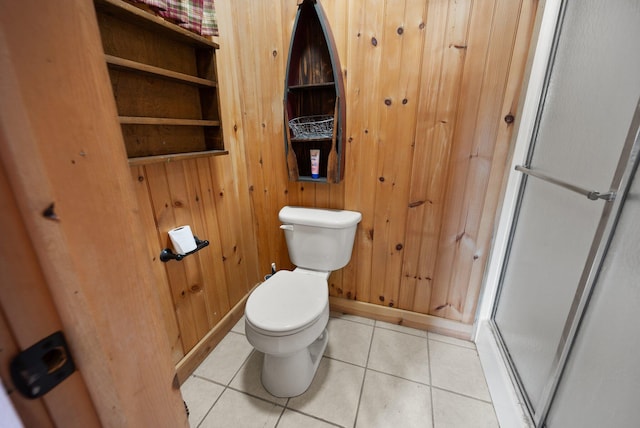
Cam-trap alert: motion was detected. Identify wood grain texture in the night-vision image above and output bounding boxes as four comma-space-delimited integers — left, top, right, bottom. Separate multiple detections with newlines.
217, 0, 538, 324
137, 156, 260, 359
329, 297, 473, 340
130, 166, 184, 364
429, 0, 531, 321
462, 0, 538, 324
0, 2, 538, 406
403, 0, 472, 314
125, 0, 538, 375
98, 0, 223, 159
0, 162, 98, 427
1, 0, 188, 424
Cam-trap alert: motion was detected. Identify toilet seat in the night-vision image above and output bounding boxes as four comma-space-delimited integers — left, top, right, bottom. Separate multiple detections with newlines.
245, 270, 328, 336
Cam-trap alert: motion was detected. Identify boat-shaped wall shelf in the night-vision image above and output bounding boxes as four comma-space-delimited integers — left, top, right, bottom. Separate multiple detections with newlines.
284, 0, 345, 184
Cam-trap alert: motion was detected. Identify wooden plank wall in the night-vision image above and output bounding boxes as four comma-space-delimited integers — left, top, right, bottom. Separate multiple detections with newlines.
131, 0, 538, 357
215, 0, 538, 323
131, 157, 260, 363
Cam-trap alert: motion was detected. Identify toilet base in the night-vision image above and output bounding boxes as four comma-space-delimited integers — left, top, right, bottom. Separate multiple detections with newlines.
261, 328, 328, 397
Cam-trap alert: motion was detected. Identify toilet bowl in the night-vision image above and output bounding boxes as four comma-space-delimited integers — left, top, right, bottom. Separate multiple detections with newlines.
245, 269, 329, 397
244, 206, 362, 397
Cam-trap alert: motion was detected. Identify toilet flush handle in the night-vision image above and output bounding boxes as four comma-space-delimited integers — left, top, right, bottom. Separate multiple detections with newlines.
280, 224, 294, 231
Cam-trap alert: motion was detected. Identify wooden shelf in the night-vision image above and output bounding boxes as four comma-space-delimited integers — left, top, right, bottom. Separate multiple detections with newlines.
291, 136, 332, 143
94, 0, 218, 49
288, 82, 335, 90
127, 149, 228, 166
105, 55, 216, 87
297, 176, 328, 183
119, 117, 221, 126
284, 0, 345, 183
96, 0, 224, 160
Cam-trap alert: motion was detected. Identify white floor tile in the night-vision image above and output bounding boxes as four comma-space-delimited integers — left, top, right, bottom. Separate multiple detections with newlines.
367, 328, 430, 384
287, 357, 365, 427
194, 332, 254, 385
229, 350, 287, 405
180, 376, 225, 427
356, 370, 432, 428
375, 320, 428, 337
188, 314, 500, 428
429, 340, 492, 401
231, 315, 246, 335
199, 388, 283, 428
432, 388, 499, 428
277, 409, 339, 428
323, 317, 373, 366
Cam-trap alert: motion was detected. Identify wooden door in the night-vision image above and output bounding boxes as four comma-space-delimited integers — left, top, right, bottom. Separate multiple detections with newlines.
0, 165, 100, 427
0, 0, 188, 426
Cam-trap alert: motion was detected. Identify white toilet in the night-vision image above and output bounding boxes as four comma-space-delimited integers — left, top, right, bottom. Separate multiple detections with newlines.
244, 206, 362, 397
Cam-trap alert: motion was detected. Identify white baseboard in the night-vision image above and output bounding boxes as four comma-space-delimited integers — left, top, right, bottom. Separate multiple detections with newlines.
475, 321, 533, 428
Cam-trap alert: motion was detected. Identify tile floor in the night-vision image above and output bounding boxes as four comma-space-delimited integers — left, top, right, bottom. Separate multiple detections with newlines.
181, 313, 499, 428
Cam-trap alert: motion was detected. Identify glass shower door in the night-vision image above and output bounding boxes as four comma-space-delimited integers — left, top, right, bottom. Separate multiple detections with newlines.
492, 0, 640, 424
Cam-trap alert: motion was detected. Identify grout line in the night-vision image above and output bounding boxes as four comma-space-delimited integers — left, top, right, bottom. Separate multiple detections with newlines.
191, 343, 255, 427
427, 333, 477, 350
374, 323, 429, 339
364, 323, 376, 368
195, 384, 227, 428
227, 348, 256, 386
375, 325, 428, 339
352, 321, 377, 427
322, 354, 367, 369
363, 366, 431, 387
197, 388, 287, 428
427, 333, 435, 428
224, 384, 287, 407
192, 316, 496, 427
329, 312, 376, 327
430, 385, 495, 405
273, 402, 287, 428
279, 408, 346, 428
190, 374, 227, 388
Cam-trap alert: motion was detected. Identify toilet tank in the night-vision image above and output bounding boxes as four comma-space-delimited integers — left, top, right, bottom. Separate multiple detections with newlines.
279, 206, 362, 271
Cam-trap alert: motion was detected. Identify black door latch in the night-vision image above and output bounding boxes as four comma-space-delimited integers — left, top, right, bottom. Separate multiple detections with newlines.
10, 331, 76, 399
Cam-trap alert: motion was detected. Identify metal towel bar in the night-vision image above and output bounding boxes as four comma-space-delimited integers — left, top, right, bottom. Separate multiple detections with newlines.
515, 165, 616, 202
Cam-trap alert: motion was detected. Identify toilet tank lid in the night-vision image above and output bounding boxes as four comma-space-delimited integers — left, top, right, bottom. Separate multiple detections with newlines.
279, 206, 362, 229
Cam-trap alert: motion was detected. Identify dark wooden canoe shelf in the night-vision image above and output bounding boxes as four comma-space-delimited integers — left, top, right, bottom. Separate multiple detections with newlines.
94, 0, 226, 165
284, 0, 346, 183
288, 82, 335, 90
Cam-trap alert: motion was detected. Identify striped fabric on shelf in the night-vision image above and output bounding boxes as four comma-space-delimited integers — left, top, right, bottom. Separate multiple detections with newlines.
135, 0, 218, 36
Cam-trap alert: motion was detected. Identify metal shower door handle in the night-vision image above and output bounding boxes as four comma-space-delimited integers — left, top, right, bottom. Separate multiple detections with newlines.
515, 165, 616, 202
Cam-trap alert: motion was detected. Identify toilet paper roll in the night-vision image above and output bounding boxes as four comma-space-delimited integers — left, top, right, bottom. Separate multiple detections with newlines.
168, 225, 197, 254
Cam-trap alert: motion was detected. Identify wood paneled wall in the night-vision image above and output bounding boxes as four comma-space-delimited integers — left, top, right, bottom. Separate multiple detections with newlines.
131, 159, 259, 363
217, 0, 538, 321
131, 0, 538, 360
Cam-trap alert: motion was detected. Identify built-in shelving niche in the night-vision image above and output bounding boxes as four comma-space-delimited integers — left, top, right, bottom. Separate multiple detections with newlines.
94, 0, 227, 165
284, 0, 345, 183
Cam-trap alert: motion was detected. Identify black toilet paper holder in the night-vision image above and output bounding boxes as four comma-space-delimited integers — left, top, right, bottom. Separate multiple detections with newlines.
160, 236, 209, 262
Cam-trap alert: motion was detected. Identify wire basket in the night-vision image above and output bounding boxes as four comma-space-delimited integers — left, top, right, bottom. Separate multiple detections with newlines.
289, 115, 334, 139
